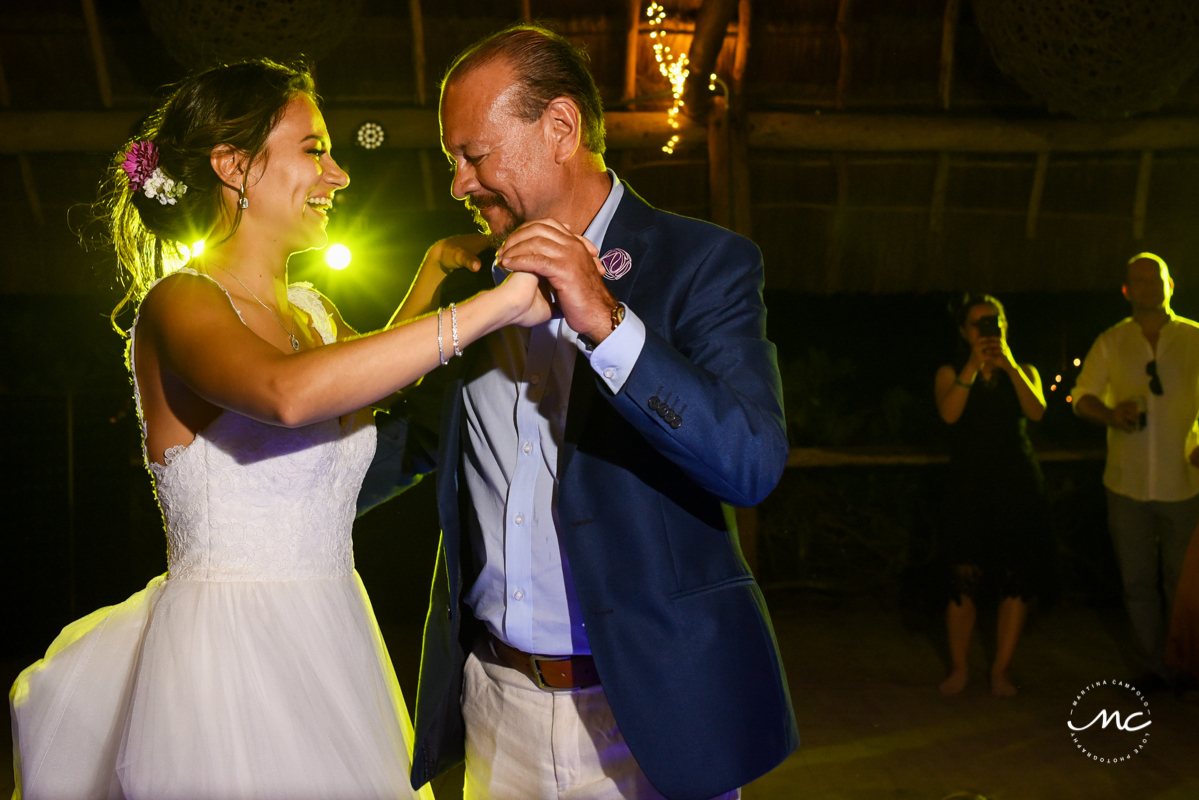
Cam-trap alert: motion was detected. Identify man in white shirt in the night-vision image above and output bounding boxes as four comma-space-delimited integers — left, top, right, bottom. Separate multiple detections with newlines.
1073, 253, 1199, 690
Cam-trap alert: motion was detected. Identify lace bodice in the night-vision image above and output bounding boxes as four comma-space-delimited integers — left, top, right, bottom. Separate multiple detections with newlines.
130, 268, 376, 582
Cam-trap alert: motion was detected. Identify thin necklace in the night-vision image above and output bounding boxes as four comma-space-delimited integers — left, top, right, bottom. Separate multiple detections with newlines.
210, 264, 300, 351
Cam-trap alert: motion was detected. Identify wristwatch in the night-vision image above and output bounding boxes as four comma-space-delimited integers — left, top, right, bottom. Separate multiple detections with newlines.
610, 303, 626, 332
580, 303, 625, 351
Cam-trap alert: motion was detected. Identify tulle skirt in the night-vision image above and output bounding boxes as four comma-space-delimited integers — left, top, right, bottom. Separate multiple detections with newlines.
9, 572, 433, 800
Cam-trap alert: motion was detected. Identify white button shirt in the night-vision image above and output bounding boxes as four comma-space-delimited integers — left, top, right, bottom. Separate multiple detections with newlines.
1071, 314, 1199, 502
460, 172, 647, 656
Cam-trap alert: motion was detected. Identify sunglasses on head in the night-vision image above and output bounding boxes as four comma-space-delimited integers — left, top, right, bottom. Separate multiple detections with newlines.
1147, 360, 1163, 396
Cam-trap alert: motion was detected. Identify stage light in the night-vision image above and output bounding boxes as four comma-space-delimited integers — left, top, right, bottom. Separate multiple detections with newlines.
1073, 358, 1081, 366
1066, 395, 1072, 402
326, 243, 352, 270
1055, 374, 1062, 382
1051, 384, 1057, 391
356, 121, 386, 150
191, 240, 205, 258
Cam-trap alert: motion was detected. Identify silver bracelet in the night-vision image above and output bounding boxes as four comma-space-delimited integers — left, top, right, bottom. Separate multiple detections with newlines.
436, 306, 447, 366
450, 302, 463, 357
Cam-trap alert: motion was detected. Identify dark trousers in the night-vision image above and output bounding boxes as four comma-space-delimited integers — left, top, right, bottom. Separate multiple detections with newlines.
1107, 490, 1199, 675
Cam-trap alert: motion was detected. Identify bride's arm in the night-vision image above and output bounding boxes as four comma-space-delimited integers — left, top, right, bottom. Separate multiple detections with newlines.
139, 269, 547, 428
389, 234, 490, 326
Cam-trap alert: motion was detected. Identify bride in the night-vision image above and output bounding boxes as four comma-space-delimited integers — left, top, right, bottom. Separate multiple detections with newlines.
9, 59, 547, 799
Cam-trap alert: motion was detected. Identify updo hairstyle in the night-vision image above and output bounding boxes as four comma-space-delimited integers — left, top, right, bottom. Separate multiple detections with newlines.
97, 59, 315, 332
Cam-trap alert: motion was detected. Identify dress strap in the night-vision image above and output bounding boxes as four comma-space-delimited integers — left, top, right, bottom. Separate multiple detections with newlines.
128, 266, 248, 468
287, 282, 337, 345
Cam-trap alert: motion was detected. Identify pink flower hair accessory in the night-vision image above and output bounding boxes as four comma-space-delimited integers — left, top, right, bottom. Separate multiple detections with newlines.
121, 141, 159, 192
120, 140, 187, 206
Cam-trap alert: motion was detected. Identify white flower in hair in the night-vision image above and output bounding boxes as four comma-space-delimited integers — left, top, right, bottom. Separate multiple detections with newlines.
143, 167, 188, 206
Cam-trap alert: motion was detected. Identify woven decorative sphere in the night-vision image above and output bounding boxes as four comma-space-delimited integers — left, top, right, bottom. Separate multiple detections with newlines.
140, 0, 365, 70
972, 0, 1199, 119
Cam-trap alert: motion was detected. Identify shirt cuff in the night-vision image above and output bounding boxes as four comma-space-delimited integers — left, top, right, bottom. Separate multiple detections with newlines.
579, 305, 645, 394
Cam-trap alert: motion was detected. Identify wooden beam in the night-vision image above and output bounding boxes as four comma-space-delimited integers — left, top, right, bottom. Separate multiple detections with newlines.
1133, 149, 1153, 240
682, 0, 740, 122
787, 447, 1103, 468
930, 152, 950, 233
729, 0, 753, 238
0, 45, 10, 108
17, 154, 44, 226
732, 0, 751, 88
835, 0, 853, 109
409, 0, 427, 106
938, 0, 961, 111
744, 113, 1199, 153
10, 110, 1199, 155
81, 0, 113, 108
825, 153, 850, 292
418, 149, 438, 211
623, 0, 640, 105
708, 97, 731, 228
1026, 151, 1049, 239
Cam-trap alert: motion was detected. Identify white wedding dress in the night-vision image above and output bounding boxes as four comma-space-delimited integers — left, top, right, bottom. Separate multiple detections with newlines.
9, 271, 432, 800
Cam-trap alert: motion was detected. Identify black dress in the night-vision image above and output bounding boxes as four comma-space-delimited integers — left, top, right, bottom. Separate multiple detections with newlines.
942, 361, 1056, 603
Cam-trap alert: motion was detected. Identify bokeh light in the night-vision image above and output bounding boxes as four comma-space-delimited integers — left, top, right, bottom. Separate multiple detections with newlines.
356, 121, 386, 150
191, 240, 205, 258
326, 243, 352, 270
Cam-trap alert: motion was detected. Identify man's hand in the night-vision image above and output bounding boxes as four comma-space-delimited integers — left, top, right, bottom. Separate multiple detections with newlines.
496, 219, 614, 343
1108, 400, 1140, 432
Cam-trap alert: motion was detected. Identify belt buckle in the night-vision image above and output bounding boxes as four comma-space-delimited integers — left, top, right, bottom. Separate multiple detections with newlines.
528, 654, 573, 692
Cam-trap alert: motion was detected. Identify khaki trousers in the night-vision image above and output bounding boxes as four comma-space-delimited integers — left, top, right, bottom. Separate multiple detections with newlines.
462, 643, 741, 800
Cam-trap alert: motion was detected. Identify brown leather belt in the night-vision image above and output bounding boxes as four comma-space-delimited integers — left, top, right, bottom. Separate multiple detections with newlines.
489, 635, 601, 691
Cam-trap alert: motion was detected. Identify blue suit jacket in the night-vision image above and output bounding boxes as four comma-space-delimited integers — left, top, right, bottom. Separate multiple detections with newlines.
358, 184, 798, 800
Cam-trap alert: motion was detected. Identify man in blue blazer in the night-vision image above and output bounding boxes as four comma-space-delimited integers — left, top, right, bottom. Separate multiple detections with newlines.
358, 24, 797, 800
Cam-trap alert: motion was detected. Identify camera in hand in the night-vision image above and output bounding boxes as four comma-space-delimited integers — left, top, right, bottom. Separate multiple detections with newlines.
975, 315, 1002, 338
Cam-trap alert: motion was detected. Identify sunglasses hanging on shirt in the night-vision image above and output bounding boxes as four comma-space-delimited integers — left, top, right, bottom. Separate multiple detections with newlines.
1146, 360, 1163, 396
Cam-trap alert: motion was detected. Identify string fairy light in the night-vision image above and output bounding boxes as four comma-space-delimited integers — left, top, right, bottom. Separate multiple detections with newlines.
646, 1, 691, 154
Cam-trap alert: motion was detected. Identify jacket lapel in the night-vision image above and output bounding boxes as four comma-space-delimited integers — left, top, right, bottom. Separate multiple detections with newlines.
559, 185, 655, 477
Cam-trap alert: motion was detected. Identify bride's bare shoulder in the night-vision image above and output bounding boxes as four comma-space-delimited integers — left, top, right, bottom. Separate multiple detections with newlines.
136, 270, 241, 333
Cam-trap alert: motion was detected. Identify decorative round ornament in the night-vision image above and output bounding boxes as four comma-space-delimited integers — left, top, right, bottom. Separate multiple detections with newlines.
140, 0, 365, 70
600, 248, 633, 281
356, 121, 386, 150
972, 0, 1199, 119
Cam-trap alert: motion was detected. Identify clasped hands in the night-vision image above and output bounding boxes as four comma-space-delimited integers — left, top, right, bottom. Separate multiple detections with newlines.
495, 219, 616, 343
968, 334, 1018, 374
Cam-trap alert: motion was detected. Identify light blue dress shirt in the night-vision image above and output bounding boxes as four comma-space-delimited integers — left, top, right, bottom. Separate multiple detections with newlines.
461, 170, 646, 656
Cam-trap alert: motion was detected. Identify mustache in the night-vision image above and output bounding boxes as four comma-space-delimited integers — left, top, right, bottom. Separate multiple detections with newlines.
465, 193, 511, 214
465, 192, 523, 247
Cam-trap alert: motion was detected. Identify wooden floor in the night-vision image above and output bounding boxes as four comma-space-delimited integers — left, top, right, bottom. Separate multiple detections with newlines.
5, 593, 1198, 800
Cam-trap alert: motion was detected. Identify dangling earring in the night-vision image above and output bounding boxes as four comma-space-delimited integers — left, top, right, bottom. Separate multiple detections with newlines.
238, 182, 248, 209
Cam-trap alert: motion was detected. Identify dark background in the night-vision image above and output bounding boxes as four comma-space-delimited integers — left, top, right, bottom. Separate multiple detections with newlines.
6, 0, 1198, 661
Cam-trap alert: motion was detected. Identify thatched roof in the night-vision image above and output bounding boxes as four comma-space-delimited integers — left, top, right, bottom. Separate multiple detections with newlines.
3, 0, 1199, 297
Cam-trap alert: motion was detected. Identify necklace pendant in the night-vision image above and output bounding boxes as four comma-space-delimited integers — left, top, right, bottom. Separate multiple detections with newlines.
290, 335, 300, 351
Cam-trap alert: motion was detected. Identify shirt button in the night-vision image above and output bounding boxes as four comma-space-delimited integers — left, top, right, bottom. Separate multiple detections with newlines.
603, 368, 615, 379
513, 589, 524, 601
514, 513, 524, 525
523, 442, 533, 454
530, 374, 540, 385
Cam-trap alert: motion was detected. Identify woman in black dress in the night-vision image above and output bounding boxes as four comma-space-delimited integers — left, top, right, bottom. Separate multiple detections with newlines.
935, 293, 1050, 696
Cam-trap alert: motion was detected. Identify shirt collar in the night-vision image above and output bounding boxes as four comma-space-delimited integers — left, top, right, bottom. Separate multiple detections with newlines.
492, 169, 624, 286
581, 169, 624, 255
